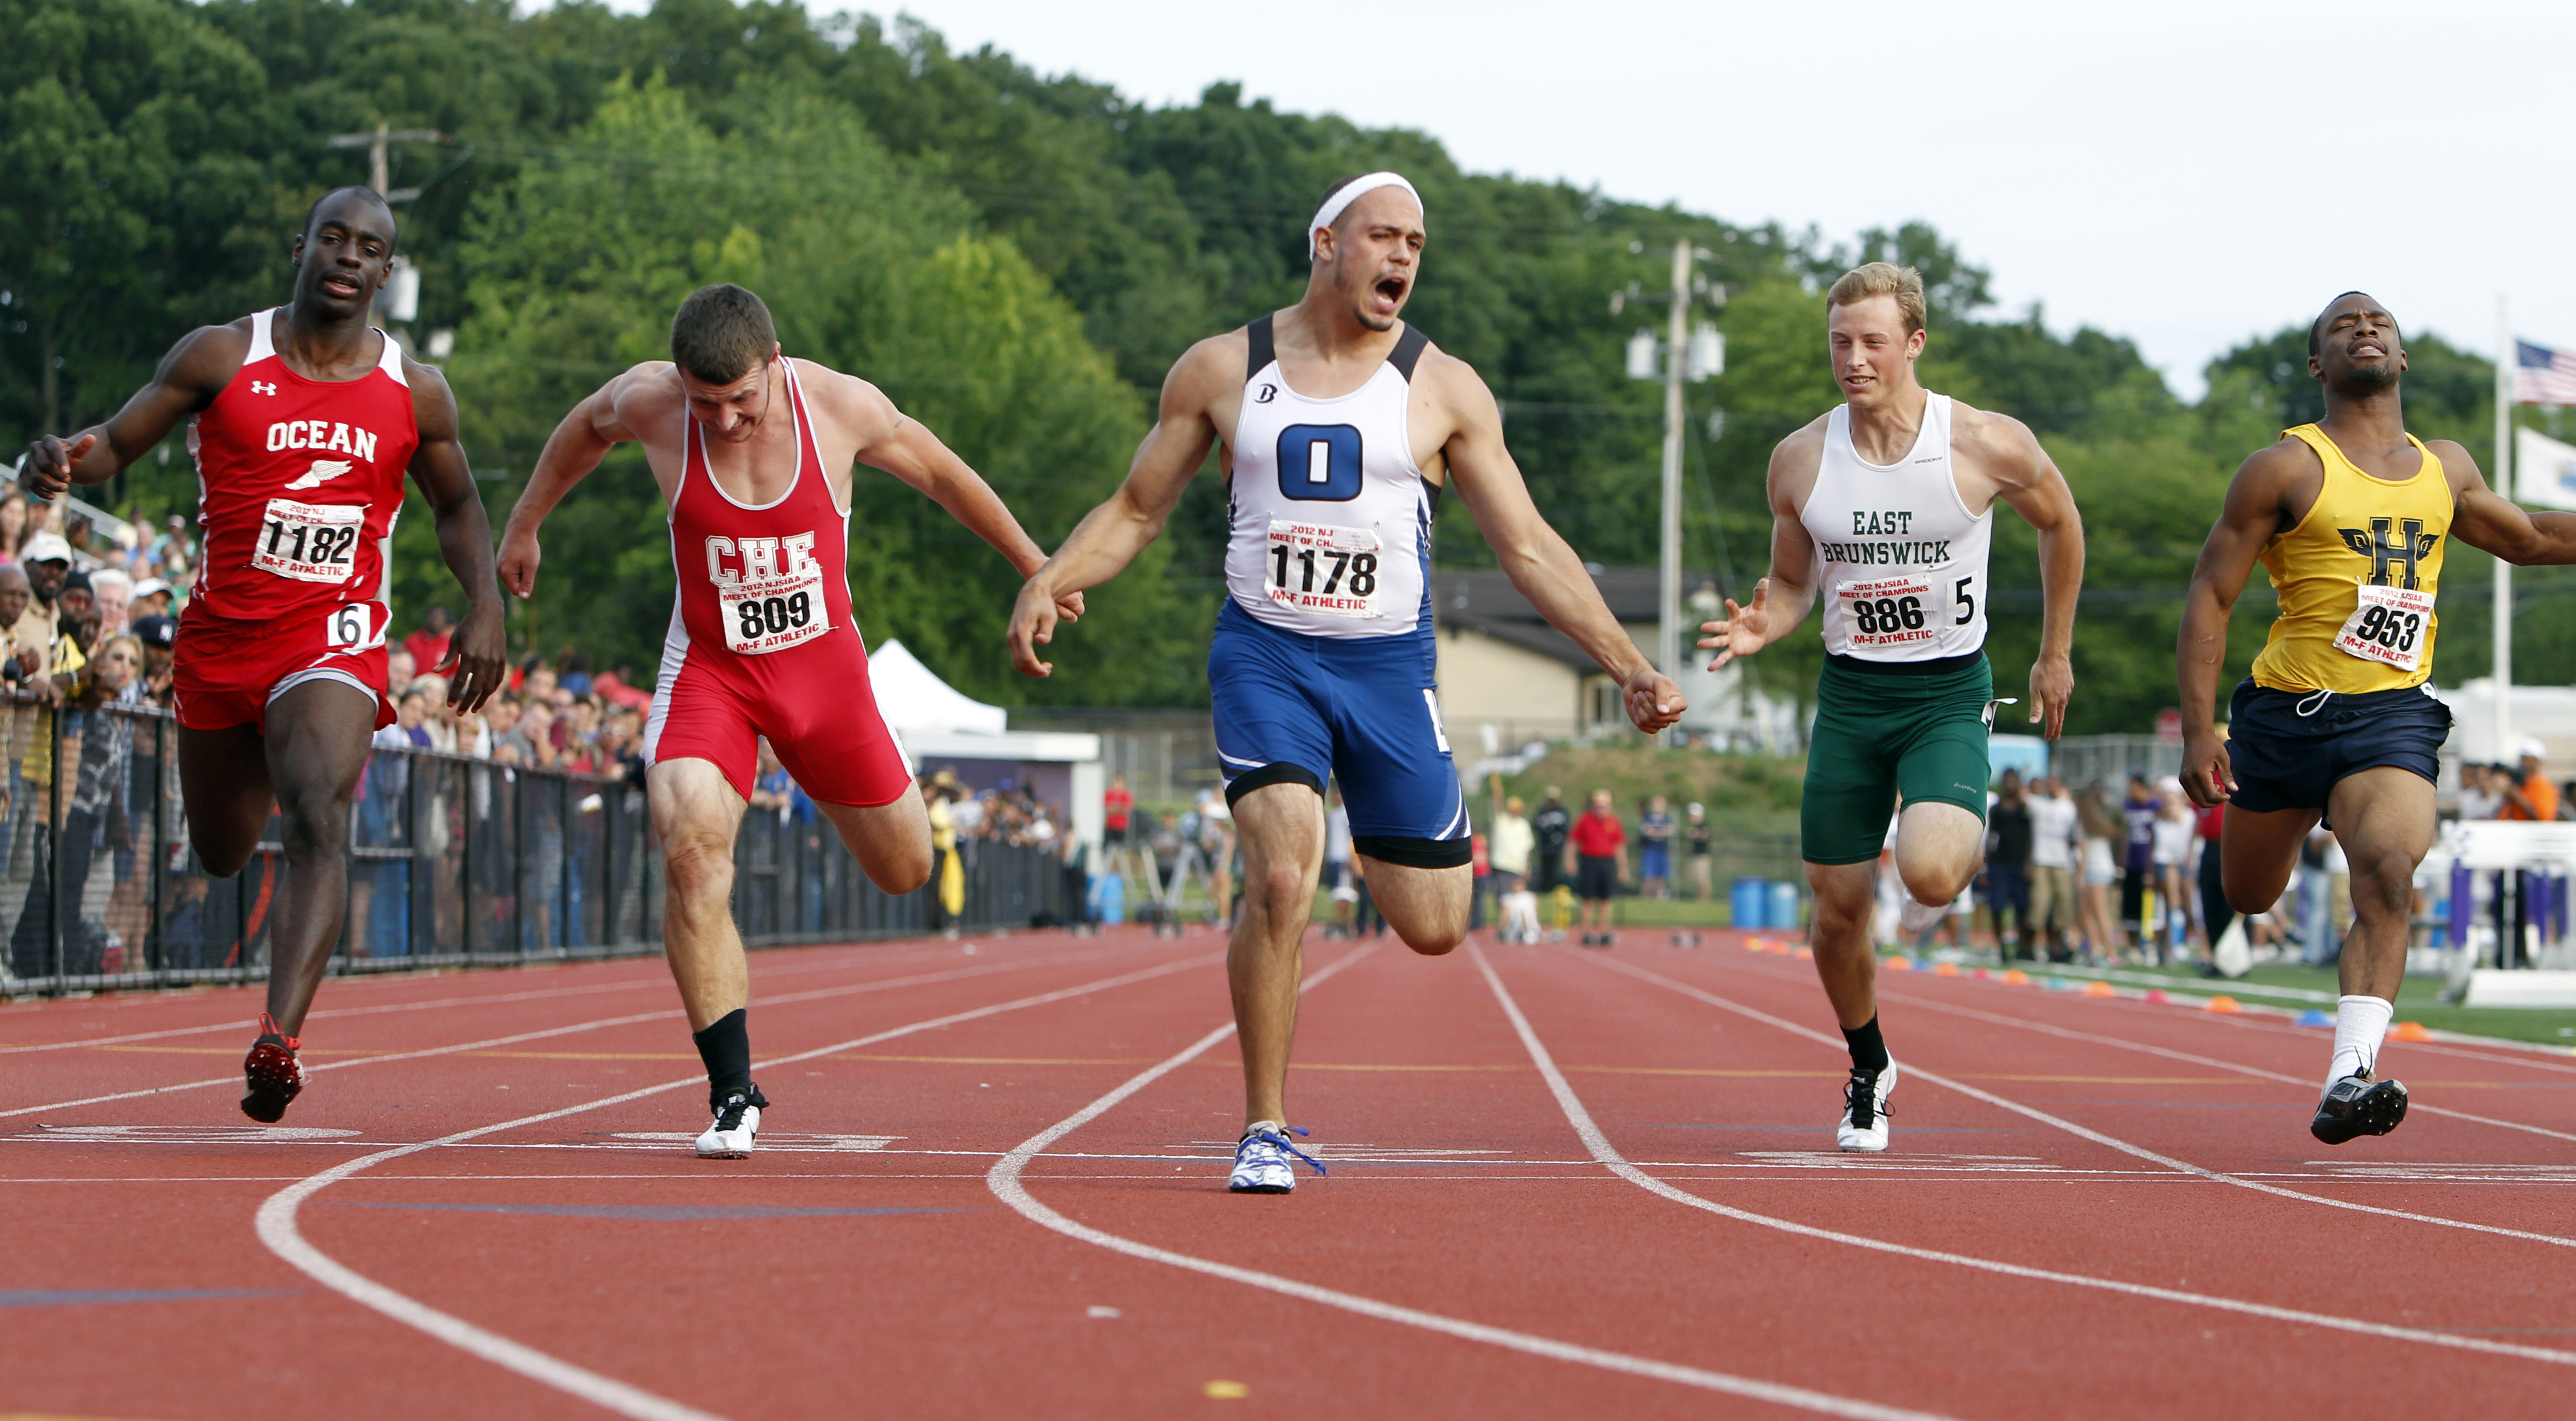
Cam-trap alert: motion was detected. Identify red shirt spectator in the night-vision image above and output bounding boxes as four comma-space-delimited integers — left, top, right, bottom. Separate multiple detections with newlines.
1103, 777, 1133, 835
1571, 807, 1625, 858
403, 606, 454, 674
2193, 800, 2225, 844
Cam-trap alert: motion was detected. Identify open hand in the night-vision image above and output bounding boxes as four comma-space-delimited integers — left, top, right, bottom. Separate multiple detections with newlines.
1698, 579, 1772, 671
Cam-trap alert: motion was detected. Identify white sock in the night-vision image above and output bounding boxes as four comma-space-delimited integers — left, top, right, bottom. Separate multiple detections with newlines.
2327, 995, 2394, 1087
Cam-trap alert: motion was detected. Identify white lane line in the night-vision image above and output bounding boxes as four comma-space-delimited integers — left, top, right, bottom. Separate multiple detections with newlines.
1479, 948, 2576, 1369
0, 941, 1172, 1121
256, 950, 1224, 1421
1585, 954, 2576, 1252
0, 933, 1149, 1054
1867, 982, 2576, 1141
985, 945, 1960, 1421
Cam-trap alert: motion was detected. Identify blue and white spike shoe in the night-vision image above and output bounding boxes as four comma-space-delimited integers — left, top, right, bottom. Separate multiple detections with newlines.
1227, 1122, 1327, 1193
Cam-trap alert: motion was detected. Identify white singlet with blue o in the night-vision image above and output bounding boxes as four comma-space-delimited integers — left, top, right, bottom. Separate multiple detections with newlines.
1210, 314, 1470, 867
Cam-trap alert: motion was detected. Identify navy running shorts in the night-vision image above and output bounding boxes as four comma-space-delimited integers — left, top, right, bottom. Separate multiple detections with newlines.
1210, 602, 1470, 868
2226, 678, 2451, 815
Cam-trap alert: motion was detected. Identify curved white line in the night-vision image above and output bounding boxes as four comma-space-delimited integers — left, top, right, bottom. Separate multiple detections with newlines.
1589, 954, 2576, 1249
984, 944, 1960, 1420
256, 952, 1222, 1419
1865, 979, 2576, 1142
1477, 947, 2576, 1368
3, 940, 1171, 1122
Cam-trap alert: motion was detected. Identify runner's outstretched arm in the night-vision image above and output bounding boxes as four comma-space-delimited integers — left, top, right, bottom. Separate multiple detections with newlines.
1977, 416, 2086, 738
836, 379, 1076, 623
2176, 444, 2302, 807
19, 326, 237, 497
1699, 438, 1825, 669
406, 361, 508, 713
496, 371, 645, 599
1433, 358, 1683, 734
1009, 340, 1231, 677
2442, 441, 2576, 564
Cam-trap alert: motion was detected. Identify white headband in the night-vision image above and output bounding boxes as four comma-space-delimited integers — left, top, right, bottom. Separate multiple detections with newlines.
1309, 172, 1423, 260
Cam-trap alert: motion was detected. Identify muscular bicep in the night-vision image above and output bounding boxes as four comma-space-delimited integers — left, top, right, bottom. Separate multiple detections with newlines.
2189, 449, 2300, 598
100, 325, 240, 458
1430, 363, 1555, 554
404, 367, 477, 505
1989, 423, 2080, 534
1112, 344, 1232, 520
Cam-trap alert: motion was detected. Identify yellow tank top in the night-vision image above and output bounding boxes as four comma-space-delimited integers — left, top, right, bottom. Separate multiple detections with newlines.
2250, 424, 2451, 694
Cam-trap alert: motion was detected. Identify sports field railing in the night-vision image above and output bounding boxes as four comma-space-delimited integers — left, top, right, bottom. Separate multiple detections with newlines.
0, 702, 1082, 999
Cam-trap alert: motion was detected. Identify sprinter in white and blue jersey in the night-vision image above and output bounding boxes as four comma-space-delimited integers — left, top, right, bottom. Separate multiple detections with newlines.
1010, 173, 1684, 1194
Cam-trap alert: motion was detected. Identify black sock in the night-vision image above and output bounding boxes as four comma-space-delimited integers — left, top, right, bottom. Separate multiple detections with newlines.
1842, 1015, 1890, 1074
692, 1009, 753, 1108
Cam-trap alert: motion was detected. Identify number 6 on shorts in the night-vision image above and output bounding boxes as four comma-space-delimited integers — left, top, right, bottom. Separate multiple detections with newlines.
325, 603, 383, 651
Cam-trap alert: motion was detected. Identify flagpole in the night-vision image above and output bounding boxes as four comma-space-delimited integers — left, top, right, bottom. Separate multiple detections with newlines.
2496, 295, 2514, 760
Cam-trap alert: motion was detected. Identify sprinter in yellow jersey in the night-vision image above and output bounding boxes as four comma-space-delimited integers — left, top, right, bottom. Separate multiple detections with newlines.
2178, 291, 2576, 1145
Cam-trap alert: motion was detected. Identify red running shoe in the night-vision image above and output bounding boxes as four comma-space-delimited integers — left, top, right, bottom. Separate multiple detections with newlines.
241, 1013, 305, 1123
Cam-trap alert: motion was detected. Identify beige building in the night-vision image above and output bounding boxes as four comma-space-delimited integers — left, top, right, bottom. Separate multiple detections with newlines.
1432, 567, 1661, 753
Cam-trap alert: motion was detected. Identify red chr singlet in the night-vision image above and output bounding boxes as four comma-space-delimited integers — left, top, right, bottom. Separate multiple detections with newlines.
642, 358, 912, 807
172, 308, 412, 732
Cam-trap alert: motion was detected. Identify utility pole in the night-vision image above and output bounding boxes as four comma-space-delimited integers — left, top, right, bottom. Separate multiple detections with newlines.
1622, 244, 1724, 738
326, 122, 441, 202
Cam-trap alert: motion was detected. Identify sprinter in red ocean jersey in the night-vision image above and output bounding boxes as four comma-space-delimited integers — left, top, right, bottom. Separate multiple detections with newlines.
19, 187, 507, 1121
498, 284, 1076, 1158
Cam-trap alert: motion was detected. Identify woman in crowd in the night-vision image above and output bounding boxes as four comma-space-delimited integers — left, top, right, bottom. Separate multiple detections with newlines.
2075, 781, 2126, 965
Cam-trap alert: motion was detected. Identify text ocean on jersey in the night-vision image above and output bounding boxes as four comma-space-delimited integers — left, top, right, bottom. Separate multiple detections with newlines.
189, 307, 414, 651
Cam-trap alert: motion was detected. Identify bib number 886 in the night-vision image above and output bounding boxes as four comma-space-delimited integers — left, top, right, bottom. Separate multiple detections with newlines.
736, 590, 814, 641
1852, 596, 1926, 635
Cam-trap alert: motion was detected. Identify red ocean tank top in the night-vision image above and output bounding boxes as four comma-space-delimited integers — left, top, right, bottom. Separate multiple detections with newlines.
665, 358, 864, 684
189, 308, 414, 643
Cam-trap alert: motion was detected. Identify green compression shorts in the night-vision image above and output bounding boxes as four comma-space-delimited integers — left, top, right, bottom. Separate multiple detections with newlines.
1800, 652, 1996, 866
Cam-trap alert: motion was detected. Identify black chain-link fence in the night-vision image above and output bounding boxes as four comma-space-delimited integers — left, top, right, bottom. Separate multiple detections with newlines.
0, 703, 1081, 998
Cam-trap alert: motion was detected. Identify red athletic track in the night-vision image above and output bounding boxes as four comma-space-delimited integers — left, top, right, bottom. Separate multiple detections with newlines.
4, 925, 2573, 1420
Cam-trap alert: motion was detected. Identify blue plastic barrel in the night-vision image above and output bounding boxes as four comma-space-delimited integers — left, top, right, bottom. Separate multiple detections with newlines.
1731, 877, 1766, 928
1767, 880, 1800, 930
1090, 873, 1125, 926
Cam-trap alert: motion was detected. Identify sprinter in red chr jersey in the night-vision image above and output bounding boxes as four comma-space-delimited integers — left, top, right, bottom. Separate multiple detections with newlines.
19, 187, 506, 1122
498, 284, 1078, 1159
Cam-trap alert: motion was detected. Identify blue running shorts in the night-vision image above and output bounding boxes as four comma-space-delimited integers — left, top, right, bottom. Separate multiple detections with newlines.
1209, 602, 1470, 868
2226, 678, 2451, 816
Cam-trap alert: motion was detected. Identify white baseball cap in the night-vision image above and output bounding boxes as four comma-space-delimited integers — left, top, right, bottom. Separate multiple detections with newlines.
19, 532, 72, 565
2519, 736, 2549, 762
132, 577, 173, 600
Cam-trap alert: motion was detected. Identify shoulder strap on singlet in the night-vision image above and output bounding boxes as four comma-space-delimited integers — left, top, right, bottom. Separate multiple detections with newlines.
374, 326, 409, 387
1388, 323, 1429, 382
244, 308, 277, 364
1245, 315, 1275, 382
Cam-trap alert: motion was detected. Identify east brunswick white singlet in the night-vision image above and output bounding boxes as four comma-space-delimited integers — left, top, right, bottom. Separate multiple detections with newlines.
1799, 393, 1993, 662
1223, 315, 1434, 641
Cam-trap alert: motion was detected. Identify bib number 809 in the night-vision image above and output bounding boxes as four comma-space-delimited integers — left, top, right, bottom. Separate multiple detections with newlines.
734, 590, 815, 642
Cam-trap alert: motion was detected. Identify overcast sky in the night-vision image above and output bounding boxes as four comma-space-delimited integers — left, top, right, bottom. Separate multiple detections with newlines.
620, 1, 2574, 401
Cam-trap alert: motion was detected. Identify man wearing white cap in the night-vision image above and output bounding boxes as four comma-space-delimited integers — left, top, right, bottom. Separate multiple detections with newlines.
1009, 172, 1684, 1194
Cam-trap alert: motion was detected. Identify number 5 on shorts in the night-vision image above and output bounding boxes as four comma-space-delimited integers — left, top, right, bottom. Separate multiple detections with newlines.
326, 603, 384, 651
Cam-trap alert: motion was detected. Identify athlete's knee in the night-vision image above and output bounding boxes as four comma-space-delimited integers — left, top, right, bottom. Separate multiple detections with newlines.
1899, 859, 1974, 908
2222, 864, 2286, 916
1401, 919, 1465, 957
662, 835, 735, 904
1248, 859, 1309, 917
862, 842, 932, 896
190, 827, 255, 880
272, 779, 348, 859
2348, 848, 2418, 919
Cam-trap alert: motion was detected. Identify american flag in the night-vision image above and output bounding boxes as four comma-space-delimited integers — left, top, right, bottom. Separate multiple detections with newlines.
2515, 341, 2576, 405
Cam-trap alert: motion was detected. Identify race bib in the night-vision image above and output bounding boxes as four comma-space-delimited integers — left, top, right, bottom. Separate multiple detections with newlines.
1264, 520, 1382, 619
2334, 582, 2432, 672
1838, 575, 1938, 652
254, 499, 364, 584
323, 602, 386, 652
708, 533, 829, 655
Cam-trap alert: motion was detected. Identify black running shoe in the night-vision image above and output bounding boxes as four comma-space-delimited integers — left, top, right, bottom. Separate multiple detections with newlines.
2311, 1070, 2408, 1145
241, 1013, 305, 1124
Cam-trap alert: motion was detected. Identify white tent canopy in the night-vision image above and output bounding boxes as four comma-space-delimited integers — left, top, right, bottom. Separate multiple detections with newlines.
867, 639, 1008, 736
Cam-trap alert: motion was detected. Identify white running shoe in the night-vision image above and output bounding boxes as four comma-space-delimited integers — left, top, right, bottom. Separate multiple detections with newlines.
696, 1086, 767, 1159
1226, 1122, 1326, 1194
1837, 1060, 1897, 1153
1898, 896, 1946, 938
